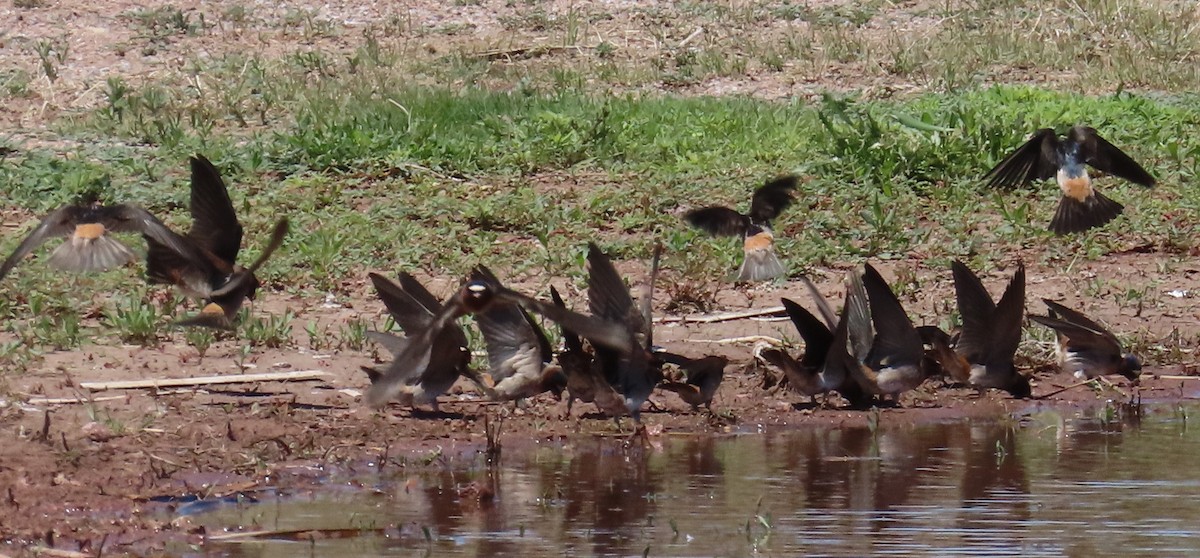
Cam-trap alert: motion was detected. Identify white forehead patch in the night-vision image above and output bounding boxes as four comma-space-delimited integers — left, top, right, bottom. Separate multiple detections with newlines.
467, 283, 487, 293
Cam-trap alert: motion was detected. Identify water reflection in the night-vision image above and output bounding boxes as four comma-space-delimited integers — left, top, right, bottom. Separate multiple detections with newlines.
187, 404, 1200, 557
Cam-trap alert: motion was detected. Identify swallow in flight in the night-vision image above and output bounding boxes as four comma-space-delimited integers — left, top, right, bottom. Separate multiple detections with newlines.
683, 175, 798, 281
983, 126, 1155, 235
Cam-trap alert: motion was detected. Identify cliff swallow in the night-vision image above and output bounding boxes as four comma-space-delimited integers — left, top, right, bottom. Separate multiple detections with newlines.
683, 175, 798, 281
146, 155, 289, 329
362, 272, 474, 411
584, 242, 662, 422
845, 264, 931, 401
656, 353, 729, 412
0, 199, 192, 281
469, 265, 567, 402
364, 271, 633, 409
549, 285, 628, 419
983, 126, 1155, 234
1029, 299, 1141, 381
940, 261, 1031, 398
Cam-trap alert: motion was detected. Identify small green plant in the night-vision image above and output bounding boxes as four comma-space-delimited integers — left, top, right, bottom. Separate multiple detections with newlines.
243, 309, 295, 348
105, 297, 161, 345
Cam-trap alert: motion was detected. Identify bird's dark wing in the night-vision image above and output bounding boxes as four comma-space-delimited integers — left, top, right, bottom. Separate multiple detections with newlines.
985, 263, 1025, 369
368, 272, 434, 334
210, 219, 289, 297
844, 269, 873, 362
951, 260, 998, 363
1041, 299, 1122, 347
747, 175, 799, 224
187, 155, 244, 266
861, 263, 923, 368
639, 243, 662, 348
586, 242, 639, 330
1073, 126, 1156, 187
470, 266, 552, 380
365, 295, 469, 408
106, 204, 199, 259
683, 206, 749, 237
1029, 315, 1121, 355
799, 276, 838, 329
780, 297, 833, 369
550, 285, 584, 354
983, 129, 1060, 188
0, 206, 79, 280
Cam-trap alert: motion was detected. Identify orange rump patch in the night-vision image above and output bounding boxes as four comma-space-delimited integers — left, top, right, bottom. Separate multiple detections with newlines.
743, 231, 774, 252
200, 302, 225, 316
73, 223, 106, 240
1059, 175, 1093, 202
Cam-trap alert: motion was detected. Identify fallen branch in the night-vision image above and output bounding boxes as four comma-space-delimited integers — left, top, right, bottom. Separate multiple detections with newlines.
655, 306, 787, 324
27, 395, 126, 405
681, 335, 783, 345
80, 370, 326, 392
1156, 375, 1200, 381
472, 45, 588, 61
28, 548, 90, 558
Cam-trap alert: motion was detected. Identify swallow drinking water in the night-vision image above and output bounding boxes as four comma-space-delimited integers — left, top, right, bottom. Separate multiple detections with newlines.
364, 268, 633, 409
0, 197, 193, 282
549, 285, 629, 419
1029, 299, 1141, 381
845, 264, 931, 402
683, 175, 798, 281
656, 353, 729, 412
983, 126, 1155, 235
145, 155, 289, 329
923, 261, 1031, 398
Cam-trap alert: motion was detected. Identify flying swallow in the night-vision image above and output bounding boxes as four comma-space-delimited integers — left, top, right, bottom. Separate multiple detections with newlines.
656, 353, 729, 412
0, 198, 193, 281
1029, 299, 1141, 381
983, 126, 1155, 235
469, 265, 567, 402
683, 175, 798, 281
364, 271, 633, 409
932, 261, 1032, 398
362, 272, 474, 411
845, 264, 931, 401
145, 155, 289, 329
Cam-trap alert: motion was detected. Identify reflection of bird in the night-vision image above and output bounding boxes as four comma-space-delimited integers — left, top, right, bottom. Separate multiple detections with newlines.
657, 353, 728, 412
924, 261, 1030, 398
0, 197, 190, 281
683, 175, 797, 281
364, 271, 632, 409
983, 126, 1155, 234
1029, 299, 1141, 381
146, 156, 289, 329
846, 264, 930, 401
362, 272, 473, 411
469, 265, 567, 402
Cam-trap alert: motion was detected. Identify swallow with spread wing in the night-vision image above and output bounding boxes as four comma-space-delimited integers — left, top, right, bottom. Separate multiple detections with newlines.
364, 270, 633, 409
549, 285, 629, 419
656, 353, 729, 412
0, 197, 192, 281
469, 265, 567, 402
362, 272, 476, 411
683, 175, 798, 282
146, 155, 289, 329
1029, 299, 1141, 381
923, 261, 1031, 398
845, 264, 932, 402
983, 126, 1155, 235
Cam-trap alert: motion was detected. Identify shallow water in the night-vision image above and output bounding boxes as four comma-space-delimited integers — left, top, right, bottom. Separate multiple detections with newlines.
185, 403, 1199, 557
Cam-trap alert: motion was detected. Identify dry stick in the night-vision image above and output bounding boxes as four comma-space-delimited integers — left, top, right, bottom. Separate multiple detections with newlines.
1035, 379, 1097, 399
681, 335, 783, 345
655, 306, 786, 325
80, 370, 326, 391
1157, 375, 1200, 381
678, 26, 704, 48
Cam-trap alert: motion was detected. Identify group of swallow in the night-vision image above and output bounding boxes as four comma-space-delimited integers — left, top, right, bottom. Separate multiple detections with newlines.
0, 124, 1155, 422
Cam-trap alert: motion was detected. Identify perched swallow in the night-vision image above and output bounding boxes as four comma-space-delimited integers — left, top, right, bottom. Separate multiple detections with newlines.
845, 264, 931, 400
656, 353, 729, 412
469, 265, 567, 402
683, 175, 798, 281
0, 199, 191, 281
549, 285, 628, 419
362, 272, 475, 411
364, 271, 633, 409
931, 261, 1031, 398
756, 276, 870, 405
1029, 299, 1142, 381
983, 126, 1155, 234
584, 242, 662, 421
146, 155, 289, 329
